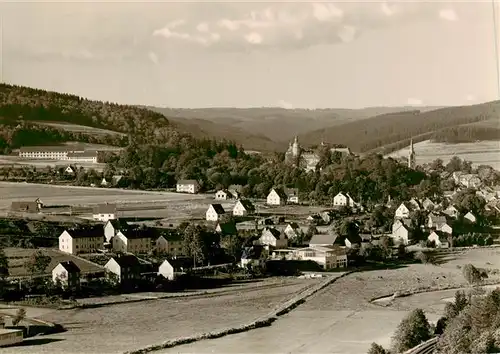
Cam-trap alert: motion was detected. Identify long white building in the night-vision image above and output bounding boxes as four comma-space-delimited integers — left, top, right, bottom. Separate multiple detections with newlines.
19, 146, 99, 163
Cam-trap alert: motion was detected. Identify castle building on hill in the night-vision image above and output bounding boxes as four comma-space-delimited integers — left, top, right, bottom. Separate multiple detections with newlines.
284, 136, 352, 172
408, 138, 416, 169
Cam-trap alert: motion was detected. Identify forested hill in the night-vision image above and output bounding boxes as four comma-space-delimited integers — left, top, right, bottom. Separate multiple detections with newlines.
0, 83, 201, 152
299, 101, 500, 154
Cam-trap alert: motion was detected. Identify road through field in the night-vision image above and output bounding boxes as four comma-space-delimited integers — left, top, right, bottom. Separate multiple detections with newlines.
4, 278, 316, 354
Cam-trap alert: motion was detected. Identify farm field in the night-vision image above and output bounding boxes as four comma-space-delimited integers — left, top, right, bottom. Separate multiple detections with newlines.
4, 247, 104, 278
162, 248, 500, 354
7, 277, 319, 354
0, 182, 212, 220
387, 139, 500, 170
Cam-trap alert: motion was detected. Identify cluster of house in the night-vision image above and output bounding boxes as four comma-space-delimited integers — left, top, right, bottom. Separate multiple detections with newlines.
18, 145, 100, 163
51, 254, 192, 292
58, 219, 182, 256
391, 197, 479, 247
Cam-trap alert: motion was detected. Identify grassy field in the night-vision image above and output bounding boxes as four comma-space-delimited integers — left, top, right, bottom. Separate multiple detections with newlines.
34, 122, 126, 137
0, 182, 215, 221
162, 248, 500, 354
387, 139, 500, 170
4, 247, 104, 278
0, 155, 108, 171
10, 278, 319, 354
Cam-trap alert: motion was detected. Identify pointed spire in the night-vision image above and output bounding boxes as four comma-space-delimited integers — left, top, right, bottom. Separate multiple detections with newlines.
294, 135, 298, 144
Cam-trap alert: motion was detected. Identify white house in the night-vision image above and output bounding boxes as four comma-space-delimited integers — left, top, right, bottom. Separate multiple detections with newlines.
443, 205, 459, 218
409, 198, 421, 210
101, 178, 109, 187
93, 203, 117, 222
228, 185, 243, 199
176, 180, 200, 194
206, 204, 226, 221
284, 222, 302, 240
52, 261, 81, 290
395, 202, 411, 219
285, 188, 300, 204
104, 219, 129, 243
422, 198, 435, 210
458, 174, 482, 189
156, 235, 183, 256
158, 258, 191, 281
267, 188, 287, 206
215, 189, 231, 201
427, 213, 448, 230
112, 229, 152, 254
428, 231, 450, 248
259, 227, 288, 248
294, 245, 347, 269
464, 211, 477, 223
391, 222, 410, 245
441, 223, 453, 235
64, 165, 75, 174
104, 255, 141, 283
333, 192, 357, 208
59, 227, 103, 255
232, 199, 255, 216
215, 222, 238, 236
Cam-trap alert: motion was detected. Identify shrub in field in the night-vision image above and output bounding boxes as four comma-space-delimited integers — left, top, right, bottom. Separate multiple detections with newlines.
414, 251, 435, 264
12, 308, 26, 326
462, 263, 483, 285
367, 342, 387, 354
391, 308, 432, 353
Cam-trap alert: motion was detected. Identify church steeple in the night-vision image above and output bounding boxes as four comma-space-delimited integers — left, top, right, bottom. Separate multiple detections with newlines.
408, 138, 416, 168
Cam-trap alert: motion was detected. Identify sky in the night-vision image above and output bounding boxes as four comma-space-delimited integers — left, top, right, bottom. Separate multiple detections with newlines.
1, 0, 499, 109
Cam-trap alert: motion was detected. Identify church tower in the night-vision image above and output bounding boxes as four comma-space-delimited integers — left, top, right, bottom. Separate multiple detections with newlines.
408, 138, 416, 169
292, 136, 300, 157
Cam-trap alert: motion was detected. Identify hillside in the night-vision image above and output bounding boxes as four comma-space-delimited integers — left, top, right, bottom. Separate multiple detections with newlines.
298, 101, 500, 154
149, 106, 444, 145
0, 83, 185, 152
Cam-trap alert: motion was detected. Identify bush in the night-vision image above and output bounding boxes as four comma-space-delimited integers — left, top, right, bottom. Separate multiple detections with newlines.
367, 342, 387, 354
462, 263, 483, 285
12, 308, 26, 326
391, 308, 432, 353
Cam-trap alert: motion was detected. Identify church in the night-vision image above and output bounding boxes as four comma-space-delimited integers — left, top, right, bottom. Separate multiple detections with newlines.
284, 136, 353, 172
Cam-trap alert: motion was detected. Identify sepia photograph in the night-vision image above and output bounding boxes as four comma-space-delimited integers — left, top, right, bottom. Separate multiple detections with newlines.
0, 1, 499, 353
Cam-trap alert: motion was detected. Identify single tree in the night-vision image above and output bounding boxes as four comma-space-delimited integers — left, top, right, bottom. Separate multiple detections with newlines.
367, 342, 387, 354
24, 250, 51, 277
462, 263, 483, 286
391, 308, 432, 353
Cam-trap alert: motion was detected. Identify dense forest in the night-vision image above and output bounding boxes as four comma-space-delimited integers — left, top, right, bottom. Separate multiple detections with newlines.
300, 102, 500, 153
431, 125, 500, 143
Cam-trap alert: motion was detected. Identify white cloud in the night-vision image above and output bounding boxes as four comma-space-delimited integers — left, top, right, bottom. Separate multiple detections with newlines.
148, 51, 159, 65
277, 100, 293, 109
245, 32, 262, 44
407, 98, 423, 106
439, 9, 458, 21
196, 22, 209, 33
152, 2, 448, 52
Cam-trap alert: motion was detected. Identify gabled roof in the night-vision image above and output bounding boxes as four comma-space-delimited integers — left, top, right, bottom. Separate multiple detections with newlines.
120, 227, 156, 240
269, 188, 287, 199
177, 179, 200, 186
228, 184, 243, 192
56, 260, 81, 273
345, 234, 362, 244
286, 222, 300, 230
107, 219, 129, 230
216, 189, 230, 195
65, 225, 103, 239
429, 230, 449, 241
112, 254, 141, 268
429, 214, 447, 224
94, 203, 117, 214
284, 188, 299, 197
216, 222, 238, 235
161, 257, 192, 271
309, 233, 338, 245
236, 199, 255, 211
262, 227, 284, 239
209, 204, 225, 214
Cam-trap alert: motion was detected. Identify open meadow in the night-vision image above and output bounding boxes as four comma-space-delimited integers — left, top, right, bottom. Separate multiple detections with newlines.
387, 140, 500, 170
6, 277, 320, 354
0, 182, 218, 221
33, 122, 126, 137
160, 248, 500, 354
